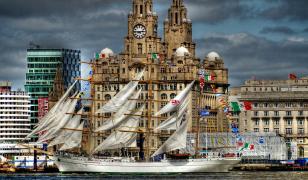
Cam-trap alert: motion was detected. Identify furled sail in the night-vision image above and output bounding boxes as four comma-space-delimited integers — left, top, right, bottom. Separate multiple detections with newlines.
155, 81, 194, 116
94, 89, 142, 132
92, 106, 144, 153
48, 108, 83, 147
155, 97, 189, 131
95, 69, 144, 114
60, 121, 85, 151
26, 81, 77, 138
151, 119, 189, 157
37, 96, 79, 142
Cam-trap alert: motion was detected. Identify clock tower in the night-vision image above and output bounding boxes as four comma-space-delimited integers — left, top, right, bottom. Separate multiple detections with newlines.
122, 0, 162, 66
164, 0, 196, 59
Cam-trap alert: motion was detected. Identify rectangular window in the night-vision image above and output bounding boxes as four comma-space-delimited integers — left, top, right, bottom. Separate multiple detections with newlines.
286, 128, 292, 134
264, 111, 269, 116
287, 119, 292, 125
298, 111, 304, 116
274, 119, 279, 125
286, 111, 292, 116
298, 119, 304, 125
264, 119, 269, 125
138, 43, 142, 54
264, 128, 269, 132
298, 128, 304, 135
254, 111, 258, 116
274, 128, 279, 134
255, 120, 259, 125
254, 128, 259, 132
274, 111, 279, 116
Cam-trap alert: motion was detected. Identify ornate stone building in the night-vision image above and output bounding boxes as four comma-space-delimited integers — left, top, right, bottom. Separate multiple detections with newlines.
89, 0, 229, 155
239, 77, 308, 159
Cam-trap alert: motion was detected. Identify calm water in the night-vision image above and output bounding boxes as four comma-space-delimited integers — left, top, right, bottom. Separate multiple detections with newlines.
1, 172, 308, 180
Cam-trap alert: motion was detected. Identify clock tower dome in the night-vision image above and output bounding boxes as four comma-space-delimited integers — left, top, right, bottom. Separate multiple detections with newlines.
122, 0, 162, 66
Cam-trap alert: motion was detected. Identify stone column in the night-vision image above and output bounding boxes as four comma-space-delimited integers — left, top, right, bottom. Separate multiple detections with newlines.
280, 117, 284, 134
293, 116, 297, 135
269, 118, 274, 132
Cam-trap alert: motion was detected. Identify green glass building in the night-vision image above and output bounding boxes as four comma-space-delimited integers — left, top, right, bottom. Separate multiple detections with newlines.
25, 48, 81, 140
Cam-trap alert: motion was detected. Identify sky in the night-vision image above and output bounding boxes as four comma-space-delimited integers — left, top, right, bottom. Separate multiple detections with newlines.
0, 0, 307, 90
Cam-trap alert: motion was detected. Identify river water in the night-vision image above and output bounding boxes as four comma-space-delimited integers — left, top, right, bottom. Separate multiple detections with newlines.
1, 172, 308, 180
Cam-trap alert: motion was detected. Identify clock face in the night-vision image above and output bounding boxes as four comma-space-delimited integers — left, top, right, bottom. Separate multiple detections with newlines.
133, 24, 146, 39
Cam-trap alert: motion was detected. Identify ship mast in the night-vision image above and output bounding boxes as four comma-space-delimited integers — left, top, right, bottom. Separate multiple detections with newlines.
195, 86, 201, 158
146, 63, 153, 161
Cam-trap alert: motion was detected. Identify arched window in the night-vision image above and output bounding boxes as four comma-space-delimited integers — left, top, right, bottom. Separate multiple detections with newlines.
299, 146, 305, 158
170, 93, 176, 99
105, 94, 111, 101
138, 43, 143, 54
161, 94, 167, 100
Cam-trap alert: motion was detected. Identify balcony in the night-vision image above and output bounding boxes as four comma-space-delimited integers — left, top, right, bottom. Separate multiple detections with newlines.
240, 92, 308, 101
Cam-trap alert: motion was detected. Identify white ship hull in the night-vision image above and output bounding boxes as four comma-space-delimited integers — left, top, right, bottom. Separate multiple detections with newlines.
53, 156, 240, 173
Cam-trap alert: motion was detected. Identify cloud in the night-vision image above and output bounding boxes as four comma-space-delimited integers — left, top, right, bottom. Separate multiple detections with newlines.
260, 0, 308, 21
260, 26, 296, 35
196, 33, 308, 86
0, 0, 307, 89
185, 0, 254, 24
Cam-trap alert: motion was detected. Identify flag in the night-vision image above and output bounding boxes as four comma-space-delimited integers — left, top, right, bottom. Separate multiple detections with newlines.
249, 144, 254, 150
243, 101, 252, 110
199, 75, 205, 91
100, 53, 106, 59
200, 109, 210, 117
232, 128, 239, 133
205, 73, 215, 81
237, 141, 244, 147
238, 101, 252, 111
152, 53, 160, 60
289, 73, 297, 80
95, 53, 99, 59
231, 102, 241, 112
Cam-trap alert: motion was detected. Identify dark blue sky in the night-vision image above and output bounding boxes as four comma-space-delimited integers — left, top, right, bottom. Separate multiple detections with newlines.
0, 0, 307, 90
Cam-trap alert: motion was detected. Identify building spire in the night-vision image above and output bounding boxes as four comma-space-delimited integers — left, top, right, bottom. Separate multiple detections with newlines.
132, 0, 153, 17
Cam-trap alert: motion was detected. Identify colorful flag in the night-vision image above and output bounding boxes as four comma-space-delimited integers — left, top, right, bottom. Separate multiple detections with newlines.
238, 101, 252, 111
152, 53, 160, 60
289, 73, 297, 80
243, 101, 252, 110
237, 141, 244, 147
200, 109, 210, 117
249, 144, 254, 150
95, 53, 99, 59
205, 73, 215, 81
199, 75, 205, 91
231, 102, 241, 112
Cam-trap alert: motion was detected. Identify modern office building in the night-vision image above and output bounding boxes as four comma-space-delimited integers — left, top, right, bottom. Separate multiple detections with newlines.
238, 77, 308, 159
0, 82, 32, 156
25, 48, 81, 140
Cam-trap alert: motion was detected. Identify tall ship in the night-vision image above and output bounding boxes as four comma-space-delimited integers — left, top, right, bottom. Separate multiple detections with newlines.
26, 0, 240, 173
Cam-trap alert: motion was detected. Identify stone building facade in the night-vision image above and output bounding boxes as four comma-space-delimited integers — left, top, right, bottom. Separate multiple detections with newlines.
89, 0, 229, 155
239, 77, 308, 158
